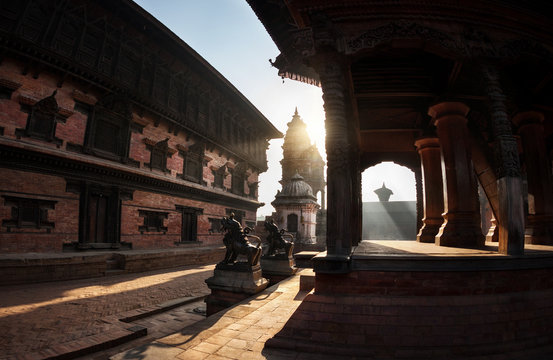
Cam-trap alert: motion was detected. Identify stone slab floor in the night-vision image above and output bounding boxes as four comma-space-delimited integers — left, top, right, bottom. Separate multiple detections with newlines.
0, 264, 215, 359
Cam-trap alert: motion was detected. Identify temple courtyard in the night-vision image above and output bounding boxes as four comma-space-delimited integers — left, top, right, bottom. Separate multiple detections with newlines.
2, 240, 553, 359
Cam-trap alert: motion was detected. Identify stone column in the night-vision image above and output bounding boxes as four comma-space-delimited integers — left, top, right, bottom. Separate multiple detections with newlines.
483, 66, 525, 255
414, 167, 424, 238
513, 111, 553, 244
429, 102, 484, 248
312, 52, 356, 271
414, 136, 445, 243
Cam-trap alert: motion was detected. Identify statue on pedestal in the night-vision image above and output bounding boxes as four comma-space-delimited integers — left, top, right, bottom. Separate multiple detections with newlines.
220, 214, 262, 266
264, 219, 294, 258
205, 214, 268, 316
260, 219, 297, 283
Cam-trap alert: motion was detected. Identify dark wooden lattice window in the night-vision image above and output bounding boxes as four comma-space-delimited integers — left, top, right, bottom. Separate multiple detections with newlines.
138, 210, 168, 233
231, 164, 247, 196
2, 196, 56, 232
146, 138, 171, 172
176, 205, 203, 243
248, 182, 258, 199
16, 91, 63, 145
208, 217, 222, 234
179, 143, 204, 183
212, 166, 226, 189
84, 94, 131, 162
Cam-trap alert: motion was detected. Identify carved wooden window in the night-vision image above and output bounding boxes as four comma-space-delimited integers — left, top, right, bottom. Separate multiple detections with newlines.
17, 91, 63, 145
2, 196, 56, 231
176, 205, 203, 243
180, 143, 204, 183
208, 218, 222, 234
287, 214, 298, 232
0, 79, 20, 100
139, 210, 168, 233
231, 165, 246, 196
84, 94, 131, 162
248, 182, 258, 199
146, 138, 171, 172
212, 166, 226, 189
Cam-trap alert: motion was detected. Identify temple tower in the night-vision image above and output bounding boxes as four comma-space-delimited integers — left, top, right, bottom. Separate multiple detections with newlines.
272, 172, 319, 244
280, 108, 326, 208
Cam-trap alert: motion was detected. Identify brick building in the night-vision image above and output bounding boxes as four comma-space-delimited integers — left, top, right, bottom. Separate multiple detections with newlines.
0, 0, 281, 254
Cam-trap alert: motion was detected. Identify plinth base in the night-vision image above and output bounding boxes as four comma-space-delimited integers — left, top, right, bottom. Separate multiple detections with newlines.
260, 256, 297, 285
205, 263, 268, 316
435, 214, 485, 248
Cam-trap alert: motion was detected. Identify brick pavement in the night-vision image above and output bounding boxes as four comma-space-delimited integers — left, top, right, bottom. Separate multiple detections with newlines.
0, 264, 216, 359
109, 268, 345, 360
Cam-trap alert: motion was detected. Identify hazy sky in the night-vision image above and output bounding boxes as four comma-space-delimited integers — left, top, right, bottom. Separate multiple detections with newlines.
133, 1, 416, 215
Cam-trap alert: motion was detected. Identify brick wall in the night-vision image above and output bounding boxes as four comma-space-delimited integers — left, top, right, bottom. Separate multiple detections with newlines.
0, 57, 262, 253
268, 266, 553, 359
0, 169, 79, 253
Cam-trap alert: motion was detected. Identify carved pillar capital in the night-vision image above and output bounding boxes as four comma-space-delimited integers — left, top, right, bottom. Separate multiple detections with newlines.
414, 136, 440, 151
512, 111, 544, 128
428, 102, 470, 127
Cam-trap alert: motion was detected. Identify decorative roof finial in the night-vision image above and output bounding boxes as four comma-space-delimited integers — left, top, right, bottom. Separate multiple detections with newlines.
374, 182, 394, 202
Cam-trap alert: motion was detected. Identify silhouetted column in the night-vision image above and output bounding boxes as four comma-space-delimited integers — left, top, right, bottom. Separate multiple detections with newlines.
513, 111, 553, 244
429, 102, 484, 248
414, 136, 444, 243
313, 51, 357, 270
483, 66, 525, 255
414, 167, 424, 238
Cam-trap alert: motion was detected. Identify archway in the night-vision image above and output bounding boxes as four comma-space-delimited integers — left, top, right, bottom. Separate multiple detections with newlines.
361, 162, 417, 240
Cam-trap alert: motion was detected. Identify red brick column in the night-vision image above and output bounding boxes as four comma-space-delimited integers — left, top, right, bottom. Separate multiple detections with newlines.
513, 111, 553, 244
429, 102, 484, 248
414, 136, 444, 243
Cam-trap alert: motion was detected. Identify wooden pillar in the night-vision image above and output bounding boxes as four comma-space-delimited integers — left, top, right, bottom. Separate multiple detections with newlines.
429, 102, 484, 248
415, 136, 444, 243
414, 167, 424, 238
483, 66, 525, 255
513, 111, 553, 245
312, 52, 356, 272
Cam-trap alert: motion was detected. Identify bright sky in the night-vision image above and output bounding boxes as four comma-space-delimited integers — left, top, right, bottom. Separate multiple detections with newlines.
133, 1, 416, 215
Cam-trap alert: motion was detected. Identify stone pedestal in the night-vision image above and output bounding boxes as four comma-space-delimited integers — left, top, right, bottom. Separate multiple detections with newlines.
513, 111, 553, 245
429, 102, 484, 248
260, 255, 297, 285
415, 136, 444, 243
205, 263, 268, 316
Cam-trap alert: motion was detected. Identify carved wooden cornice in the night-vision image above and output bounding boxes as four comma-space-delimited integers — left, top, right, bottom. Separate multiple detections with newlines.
0, 0, 280, 172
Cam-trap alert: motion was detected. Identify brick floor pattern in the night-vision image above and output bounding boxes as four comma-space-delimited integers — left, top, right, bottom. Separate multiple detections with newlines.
111, 269, 346, 360
0, 264, 215, 359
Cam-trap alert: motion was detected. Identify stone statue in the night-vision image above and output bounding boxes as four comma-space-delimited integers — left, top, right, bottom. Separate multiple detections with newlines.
220, 214, 262, 266
264, 219, 294, 258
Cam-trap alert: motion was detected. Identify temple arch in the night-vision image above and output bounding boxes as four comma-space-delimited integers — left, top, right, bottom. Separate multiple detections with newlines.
361, 162, 417, 240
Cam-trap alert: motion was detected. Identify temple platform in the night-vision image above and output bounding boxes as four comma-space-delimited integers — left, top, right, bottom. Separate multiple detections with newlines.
110, 240, 553, 359
0, 245, 225, 285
